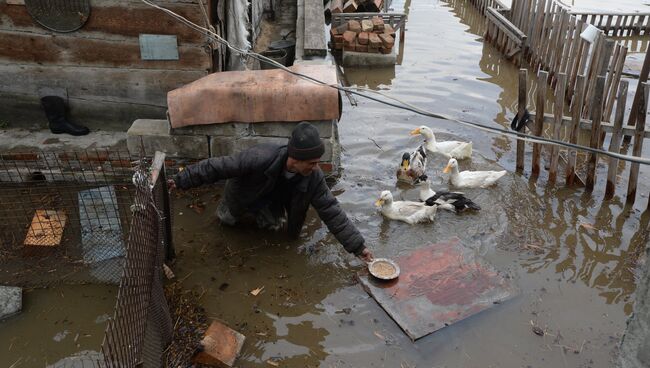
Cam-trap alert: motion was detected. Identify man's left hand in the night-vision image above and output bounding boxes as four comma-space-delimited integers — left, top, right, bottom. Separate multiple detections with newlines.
357, 248, 374, 264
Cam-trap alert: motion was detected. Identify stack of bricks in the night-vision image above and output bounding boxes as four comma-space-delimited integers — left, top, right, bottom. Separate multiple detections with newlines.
330, 17, 396, 54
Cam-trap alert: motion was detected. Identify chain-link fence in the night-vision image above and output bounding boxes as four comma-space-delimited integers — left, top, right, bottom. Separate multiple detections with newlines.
0, 149, 175, 367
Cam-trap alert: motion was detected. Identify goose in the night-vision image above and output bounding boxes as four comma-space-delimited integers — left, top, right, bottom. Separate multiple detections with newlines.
443, 158, 507, 188
410, 126, 472, 159
416, 176, 481, 213
375, 190, 437, 224
396, 145, 427, 183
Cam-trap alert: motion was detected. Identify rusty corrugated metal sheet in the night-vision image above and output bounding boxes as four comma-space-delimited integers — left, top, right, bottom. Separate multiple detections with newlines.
359, 238, 517, 340
167, 65, 340, 128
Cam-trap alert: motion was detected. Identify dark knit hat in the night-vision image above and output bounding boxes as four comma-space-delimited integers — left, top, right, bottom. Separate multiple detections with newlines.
287, 122, 325, 160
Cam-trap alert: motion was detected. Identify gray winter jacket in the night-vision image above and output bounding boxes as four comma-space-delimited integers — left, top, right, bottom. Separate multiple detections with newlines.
174, 144, 366, 255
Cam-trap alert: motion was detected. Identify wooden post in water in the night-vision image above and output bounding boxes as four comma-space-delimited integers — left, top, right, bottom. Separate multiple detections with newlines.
626, 83, 649, 204
604, 80, 629, 199
549, 73, 567, 184
625, 46, 650, 143
585, 76, 606, 191
566, 74, 587, 186
516, 69, 527, 173
532, 71, 549, 178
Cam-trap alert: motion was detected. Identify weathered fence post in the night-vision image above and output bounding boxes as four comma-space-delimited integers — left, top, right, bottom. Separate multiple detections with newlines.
532, 71, 549, 178
625, 46, 650, 143
626, 83, 649, 204
586, 76, 606, 191
566, 74, 587, 186
516, 68, 528, 173
604, 80, 629, 199
549, 73, 567, 184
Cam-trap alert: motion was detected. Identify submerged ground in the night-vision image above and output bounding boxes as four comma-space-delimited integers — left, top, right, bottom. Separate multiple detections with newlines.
1, 0, 649, 366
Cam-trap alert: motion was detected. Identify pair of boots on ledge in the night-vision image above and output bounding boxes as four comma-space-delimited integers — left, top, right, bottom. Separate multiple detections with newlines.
41, 96, 89, 136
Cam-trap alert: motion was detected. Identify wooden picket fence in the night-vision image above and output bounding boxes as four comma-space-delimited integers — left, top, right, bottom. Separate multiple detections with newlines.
515, 68, 650, 206
569, 11, 650, 37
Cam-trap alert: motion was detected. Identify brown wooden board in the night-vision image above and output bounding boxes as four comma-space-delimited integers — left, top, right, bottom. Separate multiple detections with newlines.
0, 31, 210, 70
358, 238, 517, 341
0, 3, 206, 43
24, 209, 67, 247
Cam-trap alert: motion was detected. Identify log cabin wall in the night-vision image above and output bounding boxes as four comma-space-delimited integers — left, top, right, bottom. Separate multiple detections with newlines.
0, 0, 221, 129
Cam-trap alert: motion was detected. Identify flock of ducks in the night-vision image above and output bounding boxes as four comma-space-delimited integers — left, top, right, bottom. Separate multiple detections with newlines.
375, 126, 507, 224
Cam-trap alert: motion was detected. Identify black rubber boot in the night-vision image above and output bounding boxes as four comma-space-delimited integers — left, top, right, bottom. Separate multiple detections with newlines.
40, 96, 90, 136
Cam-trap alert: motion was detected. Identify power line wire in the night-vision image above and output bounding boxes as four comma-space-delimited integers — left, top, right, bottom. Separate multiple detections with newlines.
141, 0, 650, 166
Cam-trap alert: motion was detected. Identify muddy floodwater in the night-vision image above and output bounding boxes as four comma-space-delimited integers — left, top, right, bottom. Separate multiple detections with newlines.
170, 0, 650, 367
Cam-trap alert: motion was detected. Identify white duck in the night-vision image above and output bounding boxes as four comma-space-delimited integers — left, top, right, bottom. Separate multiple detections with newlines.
410, 126, 473, 159
375, 190, 437, 224
443, 158, 507, 188
396, 145, 427, 183
415, 176, 481, 213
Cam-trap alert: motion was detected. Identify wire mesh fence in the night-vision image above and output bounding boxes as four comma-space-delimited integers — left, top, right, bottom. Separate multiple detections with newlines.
0, 149, 174, 367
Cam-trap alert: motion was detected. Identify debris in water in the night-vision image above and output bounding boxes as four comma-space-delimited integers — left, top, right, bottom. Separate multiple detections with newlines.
163, 264, 175, 280
266, 358, 281, 366
250, 286, 265, 296
164, 282, 209, 367
532, 326, 545, 336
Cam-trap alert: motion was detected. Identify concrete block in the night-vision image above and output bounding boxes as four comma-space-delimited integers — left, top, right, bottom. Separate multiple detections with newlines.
249, 120, 335, 138
127, 119, 208, 159
304, 0, 327, 57
342, 49, 397, 67
0, 286, 22, 320
361, 20, 373, 32
172, 122, 251, 137
192, 320, 245, 367
211, 136, 334, 161
128, 119, 170, 136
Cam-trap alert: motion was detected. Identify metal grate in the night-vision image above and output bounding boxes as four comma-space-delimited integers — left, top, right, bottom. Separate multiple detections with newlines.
0, 149, 174, 367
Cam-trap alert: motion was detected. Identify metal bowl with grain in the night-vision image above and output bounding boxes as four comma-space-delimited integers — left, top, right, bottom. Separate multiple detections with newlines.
368, 258, 400, 281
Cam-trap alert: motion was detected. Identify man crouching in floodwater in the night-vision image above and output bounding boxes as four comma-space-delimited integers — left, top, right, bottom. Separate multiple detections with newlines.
168, 122, 374, 263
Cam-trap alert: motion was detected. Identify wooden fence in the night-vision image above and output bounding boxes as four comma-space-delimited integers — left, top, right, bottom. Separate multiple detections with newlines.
515, 68, 649, 206
569, 11, 650, 37
479, 0, 628, 126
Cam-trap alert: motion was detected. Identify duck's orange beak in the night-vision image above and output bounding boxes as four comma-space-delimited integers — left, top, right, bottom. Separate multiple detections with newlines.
375, 199, 384, 207
409, 128, 421, 136
443, 164, 452, 174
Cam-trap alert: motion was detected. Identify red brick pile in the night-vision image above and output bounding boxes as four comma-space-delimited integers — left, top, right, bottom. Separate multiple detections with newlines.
330, 17, 396, 54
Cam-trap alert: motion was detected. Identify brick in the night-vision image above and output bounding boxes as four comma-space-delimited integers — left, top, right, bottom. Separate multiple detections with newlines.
372, 16, 385, 31
249, 120, 335, 138
380, 47, 392, 54
344, 44, 356, 51
331, 0, 344, 13
358, 32, 369, 45
193, 320, 245, 368
368, 46, 380, 53
172, 122, 250, 136
210, 136, 334, 161
333, 34, 344, 44
342, 31, 357, 46
368, 33, 382, 48
330, 27, 340, 37
336, 23, 349, 34
356, 43, 368, 53
378, 33, 394, 48
384, 24, 396, 37
334, 42, 344, 50
348, 20, 361, 33
361, 19, 373, 32
343, 0, 357, 12
127, 120, 209, 159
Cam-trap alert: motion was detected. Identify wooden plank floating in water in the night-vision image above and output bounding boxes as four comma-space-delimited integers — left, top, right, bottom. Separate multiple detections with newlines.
24, 210, 67, 247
